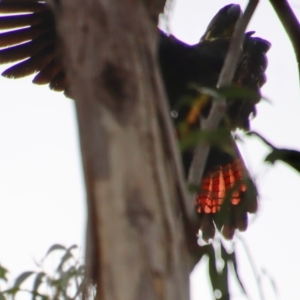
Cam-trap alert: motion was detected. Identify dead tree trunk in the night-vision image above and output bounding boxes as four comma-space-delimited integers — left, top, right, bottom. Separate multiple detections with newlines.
53, 1, 192, 299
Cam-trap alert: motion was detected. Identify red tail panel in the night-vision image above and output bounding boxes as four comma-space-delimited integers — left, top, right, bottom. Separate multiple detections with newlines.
195, 158, 246, 214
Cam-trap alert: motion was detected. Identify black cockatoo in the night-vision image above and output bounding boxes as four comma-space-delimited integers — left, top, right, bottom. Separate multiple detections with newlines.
0, 2, 270, 241
159, 4, 270, 240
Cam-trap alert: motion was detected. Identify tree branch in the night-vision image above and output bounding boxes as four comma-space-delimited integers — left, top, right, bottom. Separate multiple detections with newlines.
55, 1, 191, 299
155, 63, 200, 253
269, 0, 300, 83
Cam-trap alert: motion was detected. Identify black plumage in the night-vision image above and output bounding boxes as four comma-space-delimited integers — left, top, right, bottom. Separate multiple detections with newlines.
0, 2, 270, 240
158, 4, 270, 240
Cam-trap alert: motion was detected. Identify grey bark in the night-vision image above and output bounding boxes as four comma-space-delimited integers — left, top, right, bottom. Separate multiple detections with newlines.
53, 1, 192, 299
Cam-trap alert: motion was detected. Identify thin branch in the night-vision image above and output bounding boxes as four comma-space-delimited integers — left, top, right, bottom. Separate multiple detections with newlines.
236, 235, 266, 300
269, 0, 300, 81
187, 0, 259, 193
155, 53, 200, 253
216, 0, 259, 89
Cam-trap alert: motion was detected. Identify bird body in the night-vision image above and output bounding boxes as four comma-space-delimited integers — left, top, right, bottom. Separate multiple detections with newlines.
159, 4, 270, 240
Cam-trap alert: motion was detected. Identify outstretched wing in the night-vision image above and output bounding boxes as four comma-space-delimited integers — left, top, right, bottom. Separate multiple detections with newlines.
0, 0, 67, 93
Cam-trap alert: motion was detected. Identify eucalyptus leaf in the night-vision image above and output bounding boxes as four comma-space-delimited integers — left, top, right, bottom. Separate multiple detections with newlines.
228, 250, 247, 295
208, 244, 230, 300
248, 131, 300, 173
196, 85, 263, 103
13, 271, 35, 288
32, 272, 46, 300
179, 128, 231, 152
45, 244, 67, 258
0, 265, 8, 281
219, 86, 260, 102
56, 245, 78, 273
265, 149, 300, 173
219, 243, 230, 300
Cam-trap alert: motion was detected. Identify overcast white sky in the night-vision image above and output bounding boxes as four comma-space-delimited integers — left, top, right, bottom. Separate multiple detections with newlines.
0, 1, 300, 299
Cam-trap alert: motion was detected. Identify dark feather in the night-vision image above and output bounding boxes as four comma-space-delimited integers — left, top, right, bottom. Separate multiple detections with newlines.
0, 31, 55, 64
2, 44, 55, 78
0, 24, 52, 47
33, 59, 62, 85
0, 2, 46, 14
49, 71, 68, 92
0, 11, 52, 30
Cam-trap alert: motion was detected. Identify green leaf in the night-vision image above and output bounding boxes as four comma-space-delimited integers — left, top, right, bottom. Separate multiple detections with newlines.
195, 86, 223, 100
248, 131, 300, 173
0, 265, 8, 281
0, 292, 6, 300
57, 253, 73, 273
218, 86, 260, 102
66, 244, 78, 252
13, 271, 35, 288
219, 243, 230, 300
30, 290, 49, 300
1, 287, 19, 295
247, 131, 275, 148
265, 149, 300, 173
45, 244, 67, 258
208, 244, 230, 300
179, 128, 231, 152
56, 245, 77, 273
32, 272, 45, 300
208, 246, 218, 290
76, 265, 85, 276
196, 85, 264, 103
228, 250, 247, 295
187, 184, 200, 193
